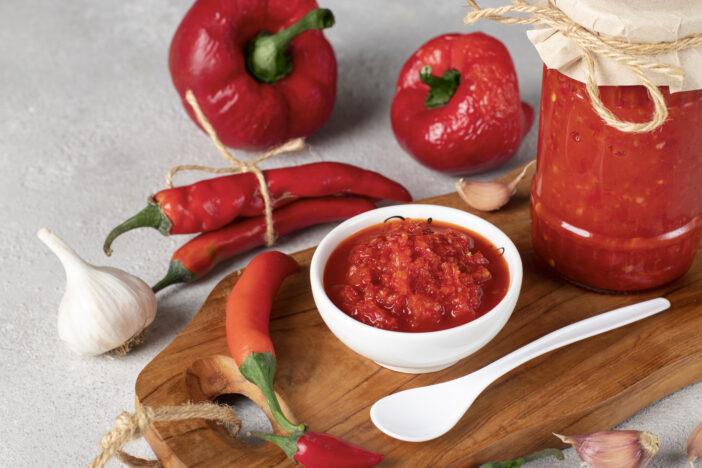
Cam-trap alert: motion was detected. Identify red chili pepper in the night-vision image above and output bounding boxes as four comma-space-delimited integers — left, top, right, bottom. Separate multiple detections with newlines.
225, 252, 385, 467
169, 0, 337, 150
152, 196, 376, 292
390, 32, 534, 174
255, 431, 384, 468
224, 250, 303, 434
104, 162, 411, 254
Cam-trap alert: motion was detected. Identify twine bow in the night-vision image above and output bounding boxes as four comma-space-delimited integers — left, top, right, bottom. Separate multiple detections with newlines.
167, 90, 307, 247
89, 402, 241, 468
464, 0, 702, 133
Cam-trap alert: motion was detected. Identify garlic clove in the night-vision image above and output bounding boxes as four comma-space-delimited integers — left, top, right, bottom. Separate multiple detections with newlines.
455, 159, 535, 212
455, 179, 515, 212
555, 430, 659, 468
37, 228, 157, 356
688, 421, 702, 467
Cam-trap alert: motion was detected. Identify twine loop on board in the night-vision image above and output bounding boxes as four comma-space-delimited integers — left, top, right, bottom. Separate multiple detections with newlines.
89, 402, 241, 468
167, 90, 307, 247
464, 0, 702, 133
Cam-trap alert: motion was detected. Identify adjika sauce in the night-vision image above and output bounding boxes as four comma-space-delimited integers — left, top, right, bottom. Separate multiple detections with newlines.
324, 218, 509, 332
532, 68, 702, 291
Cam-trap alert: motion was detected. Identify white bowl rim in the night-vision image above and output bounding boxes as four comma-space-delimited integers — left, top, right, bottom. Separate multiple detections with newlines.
310, 204, 523, 339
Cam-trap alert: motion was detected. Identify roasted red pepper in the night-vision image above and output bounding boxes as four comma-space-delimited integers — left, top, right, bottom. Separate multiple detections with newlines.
104, 162, 411, 254
225, 250, 303, 434
152, 196, 376, 292
226, 252, 384, 467
390, 32, 534, 174
169, 0, 337, 150
255, 430, 384, 468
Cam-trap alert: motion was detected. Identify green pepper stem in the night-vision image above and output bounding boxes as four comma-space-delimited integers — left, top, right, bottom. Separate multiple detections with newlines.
239, 352, 306, 434
246, 8, 335, 83
103, 204, 171, 256
419, 66, 461, 109
251, 431, 301, 461
151, 259, 195, 293
479, 448, 564, 468
274, 9, 334, 45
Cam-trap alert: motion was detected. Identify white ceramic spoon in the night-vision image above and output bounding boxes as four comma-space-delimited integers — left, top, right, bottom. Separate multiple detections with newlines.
370, 297, 671, 442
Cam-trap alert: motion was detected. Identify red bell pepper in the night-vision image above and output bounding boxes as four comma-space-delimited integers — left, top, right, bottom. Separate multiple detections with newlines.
169, 0, 337, 151
391, 32, 534, 174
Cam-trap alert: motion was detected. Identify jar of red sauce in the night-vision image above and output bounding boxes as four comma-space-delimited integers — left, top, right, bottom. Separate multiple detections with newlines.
531, 67, 702, 291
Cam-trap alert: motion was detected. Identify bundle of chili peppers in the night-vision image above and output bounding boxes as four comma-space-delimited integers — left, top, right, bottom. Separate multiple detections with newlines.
104, 162, 411, 291
226, 251, 384, 468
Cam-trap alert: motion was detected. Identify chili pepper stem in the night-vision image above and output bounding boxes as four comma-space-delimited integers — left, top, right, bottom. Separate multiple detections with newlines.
479, 448, 564, 468
246, 8, 335, 83
420, 66, 461, 109
251, 431, 301, 461
239, 352, 305, 434
151, 260, 195, 293
103, 204, 172, 256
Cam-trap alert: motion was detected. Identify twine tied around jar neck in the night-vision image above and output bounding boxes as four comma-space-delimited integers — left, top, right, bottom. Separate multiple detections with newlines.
464, 0, 702, 133
166, 90, 307, 247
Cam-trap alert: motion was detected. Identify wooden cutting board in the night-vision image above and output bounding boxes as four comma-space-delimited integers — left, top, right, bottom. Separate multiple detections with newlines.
135, 164, 702, 467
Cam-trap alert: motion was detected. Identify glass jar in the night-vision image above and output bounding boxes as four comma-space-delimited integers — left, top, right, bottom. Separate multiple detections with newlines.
531, 66, 702, 292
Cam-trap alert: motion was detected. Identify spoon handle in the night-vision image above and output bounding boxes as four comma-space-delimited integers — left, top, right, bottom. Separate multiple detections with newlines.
475, 297, 671, 382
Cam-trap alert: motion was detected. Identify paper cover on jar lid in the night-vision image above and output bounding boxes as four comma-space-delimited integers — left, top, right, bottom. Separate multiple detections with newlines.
526, 0, 702, 92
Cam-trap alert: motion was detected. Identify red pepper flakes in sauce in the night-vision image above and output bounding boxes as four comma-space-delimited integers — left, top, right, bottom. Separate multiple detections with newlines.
324, 219, 509, 332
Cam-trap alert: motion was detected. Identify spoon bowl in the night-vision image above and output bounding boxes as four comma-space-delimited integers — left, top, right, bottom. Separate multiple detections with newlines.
370, 297, 671, 442
371, 376, 488, 442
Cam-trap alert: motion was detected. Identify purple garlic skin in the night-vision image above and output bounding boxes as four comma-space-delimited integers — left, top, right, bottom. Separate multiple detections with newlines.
555, 430, 659, 468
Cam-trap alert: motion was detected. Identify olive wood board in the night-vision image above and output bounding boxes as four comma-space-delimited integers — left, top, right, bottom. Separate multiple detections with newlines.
135, 164, 702, 467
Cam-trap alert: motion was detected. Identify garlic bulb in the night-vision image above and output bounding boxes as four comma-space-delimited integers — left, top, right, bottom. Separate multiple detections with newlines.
37, 228, 157, 355
456, 159, 535, 212
688, 421, 702, 467
555, 430, 659, 468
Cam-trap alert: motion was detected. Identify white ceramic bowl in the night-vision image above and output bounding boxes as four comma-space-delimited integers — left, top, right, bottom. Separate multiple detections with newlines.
310, 204, 522, 374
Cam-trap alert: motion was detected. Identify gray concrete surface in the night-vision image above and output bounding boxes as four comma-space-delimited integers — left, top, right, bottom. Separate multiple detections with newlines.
1, 1, 699, 466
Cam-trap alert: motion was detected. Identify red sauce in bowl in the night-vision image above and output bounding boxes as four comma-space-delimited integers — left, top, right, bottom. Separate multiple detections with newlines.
323, 218, 509, 332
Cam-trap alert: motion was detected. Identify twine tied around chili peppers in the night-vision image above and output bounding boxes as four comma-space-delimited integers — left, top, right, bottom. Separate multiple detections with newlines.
166, 90, 307, 247
89, 402, 241, 468
464, 0, 702, 133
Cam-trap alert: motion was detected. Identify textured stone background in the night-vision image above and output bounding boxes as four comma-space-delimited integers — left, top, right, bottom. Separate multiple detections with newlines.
1, 0, 699, 466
